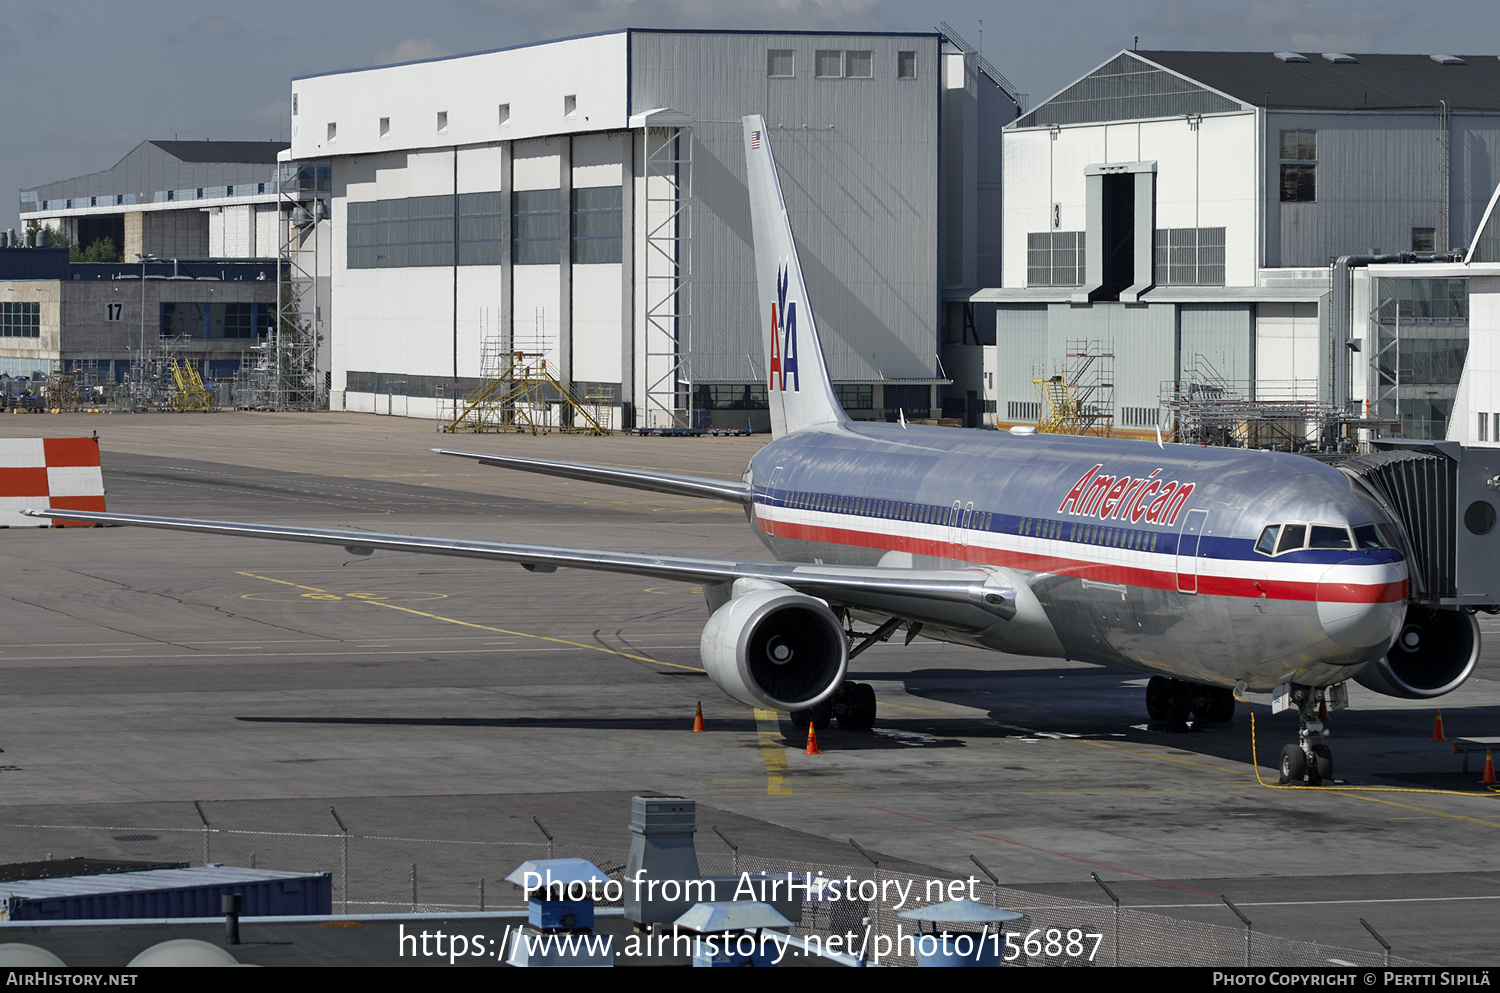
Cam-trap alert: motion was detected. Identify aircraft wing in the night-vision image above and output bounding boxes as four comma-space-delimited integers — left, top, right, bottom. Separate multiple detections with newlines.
22, 509, 1013, 631
433, 449, 753, 505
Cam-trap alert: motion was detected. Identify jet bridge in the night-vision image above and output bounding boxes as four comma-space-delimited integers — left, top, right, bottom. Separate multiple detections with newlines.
1334, 440, 1500, 608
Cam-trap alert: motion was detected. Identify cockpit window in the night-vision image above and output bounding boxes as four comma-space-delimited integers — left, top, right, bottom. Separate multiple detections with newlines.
1276, 524, 1307, 555
1309, 525, 1353, 550
1353, 524, 1389, 550
1255, 524, 1280, 555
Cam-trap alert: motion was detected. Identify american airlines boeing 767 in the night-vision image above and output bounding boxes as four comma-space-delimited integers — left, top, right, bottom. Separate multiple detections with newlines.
32, 116, 1478, 786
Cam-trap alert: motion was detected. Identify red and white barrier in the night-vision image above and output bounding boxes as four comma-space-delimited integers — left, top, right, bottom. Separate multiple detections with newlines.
0, 438, 107, 527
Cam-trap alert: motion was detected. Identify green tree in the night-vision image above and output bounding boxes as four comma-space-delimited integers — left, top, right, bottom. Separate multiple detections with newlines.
80, 237, 122, 263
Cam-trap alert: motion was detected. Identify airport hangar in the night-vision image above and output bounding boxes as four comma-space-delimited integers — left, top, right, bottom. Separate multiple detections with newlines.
9, 140, 300, 385
962, 50, 1500, 446
283, 28, 1019, 430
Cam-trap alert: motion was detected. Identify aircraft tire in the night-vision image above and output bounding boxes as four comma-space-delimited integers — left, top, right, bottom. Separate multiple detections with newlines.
1145, 677, 1168, 720
790, 709, 811, 729
1162, 680, 1194, 722
1279, 744, 1307, 785
1310, 744, 1333, 785
1192, 686, 1237, 723
840, 682, 877, 730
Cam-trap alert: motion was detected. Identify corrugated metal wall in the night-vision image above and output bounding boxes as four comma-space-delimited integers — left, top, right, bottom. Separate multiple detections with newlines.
630, 31, 940, 383
994, 305, 1047, 412
1179, 303, 1253, 385
1272, 112, 1500, 265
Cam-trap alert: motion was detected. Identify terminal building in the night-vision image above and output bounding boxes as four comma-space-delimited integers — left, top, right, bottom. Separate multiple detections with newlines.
287, 28, 1018, 427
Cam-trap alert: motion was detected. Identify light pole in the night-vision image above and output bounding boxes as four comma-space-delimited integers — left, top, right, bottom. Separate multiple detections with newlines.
135, 253, 157, 407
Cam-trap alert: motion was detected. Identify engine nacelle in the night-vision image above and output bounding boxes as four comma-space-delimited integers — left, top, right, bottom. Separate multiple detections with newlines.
700, 585, 848, 711
1354, 605, 1480, 699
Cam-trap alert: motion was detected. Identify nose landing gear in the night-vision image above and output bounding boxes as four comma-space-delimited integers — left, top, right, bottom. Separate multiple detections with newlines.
1275, 682, 1346, 785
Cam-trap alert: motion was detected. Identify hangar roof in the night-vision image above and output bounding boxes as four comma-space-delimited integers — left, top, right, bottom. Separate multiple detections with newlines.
1016, 50, 1500, 128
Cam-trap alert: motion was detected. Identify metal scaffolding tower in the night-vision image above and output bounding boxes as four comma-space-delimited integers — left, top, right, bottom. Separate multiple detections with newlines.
1161, 354, 1370, 450
239, 159, 327, 410
641, 125, 694, 429
1034, 339, 1115, 436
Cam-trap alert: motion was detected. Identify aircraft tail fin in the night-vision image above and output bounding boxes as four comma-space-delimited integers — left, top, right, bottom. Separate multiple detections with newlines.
743, 115, 846, 439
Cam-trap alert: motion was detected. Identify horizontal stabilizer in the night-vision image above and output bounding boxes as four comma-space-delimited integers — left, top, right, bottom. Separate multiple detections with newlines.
434, 449, 752, 505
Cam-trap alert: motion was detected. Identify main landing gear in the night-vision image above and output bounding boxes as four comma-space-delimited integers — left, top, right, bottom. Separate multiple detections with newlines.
1275, 683, 1346, 786
791, 681, 877, 731
1145, 676, 1236, 723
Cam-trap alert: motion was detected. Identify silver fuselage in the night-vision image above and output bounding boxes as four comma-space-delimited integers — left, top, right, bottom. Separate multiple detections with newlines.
746, 423, 1407, 692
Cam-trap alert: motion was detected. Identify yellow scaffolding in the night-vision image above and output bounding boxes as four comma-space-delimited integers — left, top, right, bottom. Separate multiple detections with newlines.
442, 352, 609, 435
170, 358, 214, 412
1032, 339, 1114, 437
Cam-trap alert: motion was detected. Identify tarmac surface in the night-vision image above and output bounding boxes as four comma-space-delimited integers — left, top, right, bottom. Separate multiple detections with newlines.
1, 411, 1497, 967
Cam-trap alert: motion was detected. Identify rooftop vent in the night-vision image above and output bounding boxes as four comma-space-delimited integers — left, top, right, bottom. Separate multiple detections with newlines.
1322, 53, 1358, 63
1274, 52, 1310, 63
1430, 54, 1466, 65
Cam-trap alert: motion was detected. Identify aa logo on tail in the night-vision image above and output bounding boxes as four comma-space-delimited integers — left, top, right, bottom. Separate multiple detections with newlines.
768, 264, 800, 392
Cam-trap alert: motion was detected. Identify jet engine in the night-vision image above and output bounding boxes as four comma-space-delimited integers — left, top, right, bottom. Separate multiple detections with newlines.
699, 585, 848, 711
1354, 605, 1480, 699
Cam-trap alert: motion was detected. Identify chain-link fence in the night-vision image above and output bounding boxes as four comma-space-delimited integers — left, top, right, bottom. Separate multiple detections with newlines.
0, 821, 1422, 967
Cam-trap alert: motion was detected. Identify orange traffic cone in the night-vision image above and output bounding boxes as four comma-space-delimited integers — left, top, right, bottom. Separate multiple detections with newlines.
692, 702, 706, 733
1432, 710, 1446, 741
1482, 750, 1496, 786
804, 725, 821, 755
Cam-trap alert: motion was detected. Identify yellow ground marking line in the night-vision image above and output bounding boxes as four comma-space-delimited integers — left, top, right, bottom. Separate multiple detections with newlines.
754, 708, 792, 796
235, 571, 704, 672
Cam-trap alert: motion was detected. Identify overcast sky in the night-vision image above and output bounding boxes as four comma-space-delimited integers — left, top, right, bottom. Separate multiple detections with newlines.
7, 0, 1498, 228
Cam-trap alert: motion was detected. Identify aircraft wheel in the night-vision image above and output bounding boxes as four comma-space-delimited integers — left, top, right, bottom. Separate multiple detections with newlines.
808, 700, 833, 730
1145, 677, 1168, 720
1279, 744, 1307, 785
1309, 744, 1333, 785
1162, 680, 1193, 722
790, 709, 811, 729
839, 682, 877, 730
1192, 686, 1237, 723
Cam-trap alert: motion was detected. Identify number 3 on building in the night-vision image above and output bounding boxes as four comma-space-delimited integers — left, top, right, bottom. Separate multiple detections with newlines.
105, 302, 123, 322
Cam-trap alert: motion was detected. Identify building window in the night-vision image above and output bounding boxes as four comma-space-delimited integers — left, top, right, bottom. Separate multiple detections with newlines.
512, 189, 562, 265
327, 122, 337, 142
458, 191, 505, 266
767, 49, 794, 77
897, 51, 917, 79
571, 186, 622, 265
563, 95, 577, 118
1007, 400, 1039, 421
834, 384, 873, 410
498, 103, 511, 126
1027, 231, 1085, 286
1412, 227, 1436, 252
346, 195, 457, 268
0, 302, 40, 339
695, 384, 769, 410
1479, 412, 1489, 442
379, 117, 391, 138
292, 94, 298, 116
846, 50, 872, 78
1279, 129, 1316, 202
436, 111, 448, 133
815, 50, 843, 77
159, 302, 208, 338
1154, 227, 1226, 286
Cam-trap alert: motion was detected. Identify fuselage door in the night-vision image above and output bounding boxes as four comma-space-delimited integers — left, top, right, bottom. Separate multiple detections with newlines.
1175, 508, 1209, 594
763, 466, 784, 536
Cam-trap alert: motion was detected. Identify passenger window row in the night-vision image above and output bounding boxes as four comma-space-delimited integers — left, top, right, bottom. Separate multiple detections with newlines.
784, 492, 993, 530
1020, 518, 1160, 552
1255, 522, 1393, 556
